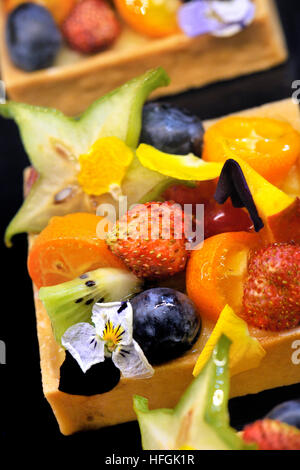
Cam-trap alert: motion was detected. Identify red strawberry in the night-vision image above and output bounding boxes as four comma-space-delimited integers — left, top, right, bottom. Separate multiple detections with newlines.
106, 201, 189, 279
62, 0, 120, 54
242, 242, 300, 331
242, 419, 300, 450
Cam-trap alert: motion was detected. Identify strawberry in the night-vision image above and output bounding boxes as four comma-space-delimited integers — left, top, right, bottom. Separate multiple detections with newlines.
242, 419, 300, 450
62, 0, 120, 54
106, 201, 189, 279
242, 242, 300, 331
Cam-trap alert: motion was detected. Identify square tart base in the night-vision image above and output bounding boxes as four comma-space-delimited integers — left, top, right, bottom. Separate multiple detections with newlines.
1, 0, 287, 116
31, 98, 300, 435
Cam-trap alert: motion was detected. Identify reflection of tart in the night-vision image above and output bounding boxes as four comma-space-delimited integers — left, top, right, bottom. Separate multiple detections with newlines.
25, 97, 300, 435
0, 0, 287, 115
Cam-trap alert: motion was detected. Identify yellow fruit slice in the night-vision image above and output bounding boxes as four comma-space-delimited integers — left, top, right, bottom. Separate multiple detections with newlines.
193, 305, 266, 377
229, 153, 295, 220
136, 144, 222, 181
78, 137, 134, 196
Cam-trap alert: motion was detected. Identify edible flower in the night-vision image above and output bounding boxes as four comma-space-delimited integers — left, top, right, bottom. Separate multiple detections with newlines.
61, 301, 154, 378
193, 304, 266, 377
178, 0, 255, 38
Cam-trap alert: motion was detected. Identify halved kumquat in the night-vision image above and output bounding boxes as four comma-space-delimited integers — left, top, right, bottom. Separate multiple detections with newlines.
203, 117, 300, 185
28, 212, 126, 288
186, 231, 261, 323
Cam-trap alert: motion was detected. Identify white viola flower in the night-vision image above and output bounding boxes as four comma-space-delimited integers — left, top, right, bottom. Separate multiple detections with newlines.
61, 301, 154, 379
178, 0, 255, 38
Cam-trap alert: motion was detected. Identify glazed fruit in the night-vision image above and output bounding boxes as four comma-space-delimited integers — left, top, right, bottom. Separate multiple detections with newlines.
203, 117, 300, 185
242, 242, 300, 331
163, 182, 253, 239
5, 3, 62, 71
131, 288, 200, 364
62, 0, 121, 54
242, 419, 300, 450
140, 103, 204, 156
27, 213, 126, 288
106, 201, 189, 279
266, 400, 300, 429
39, 267, 141, 343
114, 0, 180, 38
203, 200, 253, 239
186, 231, 260, 322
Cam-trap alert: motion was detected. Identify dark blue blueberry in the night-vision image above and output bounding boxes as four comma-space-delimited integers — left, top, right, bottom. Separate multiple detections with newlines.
265, 400, 300, 429
6, 3, 62, 72
140, 102, 204, 156
131, 288, 201, 364
59, 351, 120, 396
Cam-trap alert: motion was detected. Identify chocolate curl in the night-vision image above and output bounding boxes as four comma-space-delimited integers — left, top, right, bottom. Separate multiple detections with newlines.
214, 159, 264, 232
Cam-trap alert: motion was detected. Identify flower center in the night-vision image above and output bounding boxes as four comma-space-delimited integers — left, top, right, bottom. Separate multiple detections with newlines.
102, 319, 125, 352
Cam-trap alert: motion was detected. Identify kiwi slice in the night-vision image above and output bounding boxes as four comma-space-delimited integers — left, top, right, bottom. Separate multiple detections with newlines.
39, 267, 142, 344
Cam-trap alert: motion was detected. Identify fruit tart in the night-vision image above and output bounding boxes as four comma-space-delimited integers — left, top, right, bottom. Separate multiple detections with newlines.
0, 0, 287, 115
2, 68, 300, 436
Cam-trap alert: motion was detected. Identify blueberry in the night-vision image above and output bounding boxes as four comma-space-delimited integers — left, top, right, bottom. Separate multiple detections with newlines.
131, 288, 201, 365
6, 3, 62, 71
140, 102, 204, 156
265, 400, 300, 429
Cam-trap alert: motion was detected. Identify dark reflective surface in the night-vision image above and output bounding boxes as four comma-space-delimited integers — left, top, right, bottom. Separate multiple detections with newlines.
1, 0, 300, 451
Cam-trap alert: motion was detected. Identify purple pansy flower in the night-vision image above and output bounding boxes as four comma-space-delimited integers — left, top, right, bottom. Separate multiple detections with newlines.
178, 0, 255, 38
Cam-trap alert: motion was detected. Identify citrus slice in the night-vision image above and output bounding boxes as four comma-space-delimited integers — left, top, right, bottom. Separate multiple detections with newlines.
203, 117, 300, 185
193, 305, 266, 377
28, 212, 126, 288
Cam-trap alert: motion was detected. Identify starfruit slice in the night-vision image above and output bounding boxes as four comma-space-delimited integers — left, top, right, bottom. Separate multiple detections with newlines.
134, 335, 256, 450
2, 68, 170, 245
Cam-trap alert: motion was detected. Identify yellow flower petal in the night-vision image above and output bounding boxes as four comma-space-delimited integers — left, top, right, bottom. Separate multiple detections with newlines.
193, 305, 266, 377
78, 136, 134, 196
136, 144, 222, 181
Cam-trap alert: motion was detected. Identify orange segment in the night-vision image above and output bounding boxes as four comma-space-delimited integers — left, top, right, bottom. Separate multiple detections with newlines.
114, 0, 180, 38
28, 213, 126, 288
203, 117, 300, 185
186, 232, 260, 323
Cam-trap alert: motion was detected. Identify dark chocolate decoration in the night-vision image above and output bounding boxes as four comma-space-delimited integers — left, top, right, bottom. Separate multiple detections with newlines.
214, 159, 264, 232
59, 351, 120, 396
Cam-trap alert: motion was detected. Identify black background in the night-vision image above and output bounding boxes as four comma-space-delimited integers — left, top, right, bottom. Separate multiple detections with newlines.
1, 0, 300, 455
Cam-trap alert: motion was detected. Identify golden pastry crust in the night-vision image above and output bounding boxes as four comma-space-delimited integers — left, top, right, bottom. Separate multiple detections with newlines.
0, 0, 287, 116
29, 98, 300, 436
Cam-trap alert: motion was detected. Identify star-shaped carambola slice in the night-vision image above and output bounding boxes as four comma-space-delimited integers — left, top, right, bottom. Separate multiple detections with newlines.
1, 68, 169, 246
133, 335, 255, 450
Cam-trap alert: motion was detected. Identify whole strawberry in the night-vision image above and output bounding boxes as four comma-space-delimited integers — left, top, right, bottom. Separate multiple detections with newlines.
62, 0, 120, 54
106, 201, 189, 279
242, 242, 300, 331
242, 419, 300, 450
